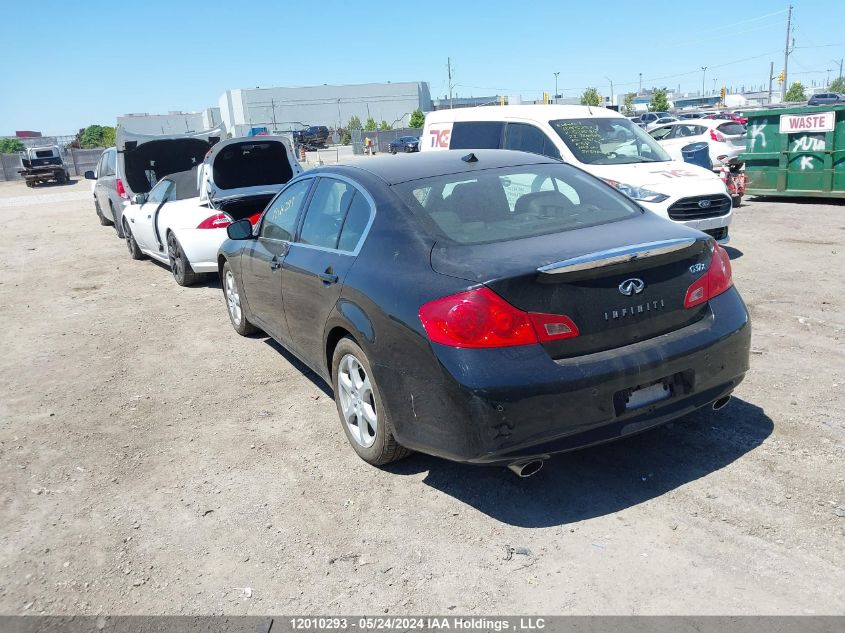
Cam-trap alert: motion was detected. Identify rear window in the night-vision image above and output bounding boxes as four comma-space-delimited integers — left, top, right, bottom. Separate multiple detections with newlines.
394, 164, 640, 245
449, 122, 504, 150
35, 150, 55, 158
717, 122, 746, 136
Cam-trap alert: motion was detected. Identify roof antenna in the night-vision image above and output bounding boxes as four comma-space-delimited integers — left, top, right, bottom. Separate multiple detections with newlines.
461, 152, 478, 163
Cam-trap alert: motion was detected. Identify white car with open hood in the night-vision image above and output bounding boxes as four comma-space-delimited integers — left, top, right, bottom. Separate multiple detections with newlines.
121, 136, 302, 285
421, 105, 733, 243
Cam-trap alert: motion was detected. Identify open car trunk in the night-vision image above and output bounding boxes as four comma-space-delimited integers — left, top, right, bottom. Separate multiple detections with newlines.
215, 193, 277, 223
116, 126, 223, 195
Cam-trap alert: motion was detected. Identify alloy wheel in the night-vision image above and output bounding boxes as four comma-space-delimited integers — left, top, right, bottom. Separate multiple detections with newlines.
337, 353, 377, 448
168, 235, 183, 280
224, 270, 242, 326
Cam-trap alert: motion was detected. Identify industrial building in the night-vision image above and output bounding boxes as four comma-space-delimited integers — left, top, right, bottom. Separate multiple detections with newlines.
117, 108, 221, 135
217, 82, 431, 136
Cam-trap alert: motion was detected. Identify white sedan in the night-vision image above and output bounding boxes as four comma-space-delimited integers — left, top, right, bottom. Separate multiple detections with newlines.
649, 119, 746, 170
121, 136, 301, 285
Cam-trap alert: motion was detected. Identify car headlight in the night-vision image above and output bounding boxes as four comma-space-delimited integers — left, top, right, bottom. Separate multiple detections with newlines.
602, 179, 669, 203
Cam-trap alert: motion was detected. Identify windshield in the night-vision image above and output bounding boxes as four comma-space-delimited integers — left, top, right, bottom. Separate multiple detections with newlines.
550, 118, 672, 165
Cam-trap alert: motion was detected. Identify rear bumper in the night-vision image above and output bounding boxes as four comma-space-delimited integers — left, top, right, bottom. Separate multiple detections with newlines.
378, 288, 750, 464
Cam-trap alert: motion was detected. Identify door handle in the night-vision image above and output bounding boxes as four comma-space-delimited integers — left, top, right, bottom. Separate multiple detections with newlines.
318, 271, 338, 285
270, 258, 282, 271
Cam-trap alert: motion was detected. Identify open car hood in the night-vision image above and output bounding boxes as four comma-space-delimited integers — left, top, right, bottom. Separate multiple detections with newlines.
200, 135, 302, 203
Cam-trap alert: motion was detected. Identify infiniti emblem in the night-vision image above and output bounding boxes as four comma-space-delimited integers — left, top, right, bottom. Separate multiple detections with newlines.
618, 278, 645, 296
698, 199, 712, 208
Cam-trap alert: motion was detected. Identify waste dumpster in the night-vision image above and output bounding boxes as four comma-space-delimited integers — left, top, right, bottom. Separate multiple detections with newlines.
739, 104, 845, 198
681, 142, 711, 170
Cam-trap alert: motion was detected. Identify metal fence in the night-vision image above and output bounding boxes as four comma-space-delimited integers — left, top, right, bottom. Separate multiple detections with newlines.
351, 127, 422, 155
0, 147, 103, 182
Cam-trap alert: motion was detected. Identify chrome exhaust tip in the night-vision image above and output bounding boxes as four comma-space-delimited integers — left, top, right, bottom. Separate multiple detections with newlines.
712, 395, 732, 411
507, 460, 544, 478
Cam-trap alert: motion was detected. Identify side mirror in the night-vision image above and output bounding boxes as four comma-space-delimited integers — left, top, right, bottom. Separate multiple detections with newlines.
84, 170, 96, 180
133, 193, 147, 205
227, 219, 254, 240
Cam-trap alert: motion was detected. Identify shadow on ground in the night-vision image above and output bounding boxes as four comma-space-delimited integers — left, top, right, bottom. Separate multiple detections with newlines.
749, 195, 845, 207
384, 397, 772, 527
724, 246, 744, 260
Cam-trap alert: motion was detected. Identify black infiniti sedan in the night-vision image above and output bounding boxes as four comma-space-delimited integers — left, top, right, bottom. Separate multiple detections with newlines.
388, 136, 420, 153
218, 150, 750, 475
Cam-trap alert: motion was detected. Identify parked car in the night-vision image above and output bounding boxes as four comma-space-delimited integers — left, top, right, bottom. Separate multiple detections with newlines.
293, 125, 330, 148
388, 136, 421, 153
84, 147, 127, 237
807, 92, 845, 106
17, 145, 70, 186
677, 112, 705, 119
645, 116, 679, 131
649, 119, 747, 170
421, 105, 733, 243
703, 111, 748, 125
121, 136, 301, 286
638, 112, 671, 127
218, 150, 750, 473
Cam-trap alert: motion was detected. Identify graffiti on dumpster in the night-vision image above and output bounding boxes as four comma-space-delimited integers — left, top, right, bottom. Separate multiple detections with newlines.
798, 155, 815, 171
792, 134, 825, 152
749, 122, 767, 149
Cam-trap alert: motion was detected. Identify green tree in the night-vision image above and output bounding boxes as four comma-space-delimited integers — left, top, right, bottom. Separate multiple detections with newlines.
784, 81, 806, 102
580, 87, 601, 106
622, 93, 636, 115
0, 138, 25, 153
648, 89, 670, 112
409, 108, 425, 128
379, 120, 392, 131
347, 115, 362, 131
78, 125, 116, 149
829, 76, 845, 93
363, 116, 377, 132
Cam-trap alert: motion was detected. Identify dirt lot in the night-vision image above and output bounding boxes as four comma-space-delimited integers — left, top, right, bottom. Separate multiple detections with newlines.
0, 178, 843, 616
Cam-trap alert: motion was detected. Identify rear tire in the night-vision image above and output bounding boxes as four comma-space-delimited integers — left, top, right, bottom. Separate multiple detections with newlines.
167, 233, 202, 286
112, 203, 125, 238
331, 337, 410, 466
222, 261, 257, 336
124, 222, 145, 260
96, 201, 112, 226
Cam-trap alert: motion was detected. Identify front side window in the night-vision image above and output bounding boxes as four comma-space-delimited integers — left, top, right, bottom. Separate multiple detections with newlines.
449, 122, 504, 150
550, 117, 671, 165
298, 178, 356, 249
394, 164, 639, 245
504, 123, 561, 159
146, 180, 173, 205
260, 179, 312, 241
650, 126, 673, 140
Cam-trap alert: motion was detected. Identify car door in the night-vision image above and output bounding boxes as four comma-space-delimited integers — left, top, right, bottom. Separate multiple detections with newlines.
241, 178, 314, 343
132, 179, 172, 250
281, 176, 373, 364
504, 122, 561, 159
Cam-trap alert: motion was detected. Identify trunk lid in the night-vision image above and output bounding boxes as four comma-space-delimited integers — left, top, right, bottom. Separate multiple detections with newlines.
200, 136, 302, 205
430, 214, 714, 358
116, 126, 224, 195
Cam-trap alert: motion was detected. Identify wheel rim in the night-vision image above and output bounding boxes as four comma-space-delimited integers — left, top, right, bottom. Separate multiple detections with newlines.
337, 353, 377, 448
168, 235, 183, 279
224, 270, 242, 326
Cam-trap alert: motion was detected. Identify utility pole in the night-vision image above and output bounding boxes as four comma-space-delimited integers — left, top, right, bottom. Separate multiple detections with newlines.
605, 76, 614, 107
701, 66, 707, 96
554, 71, 560, 100
768, 61, 774, 104
782, 5, 793, 99
638, 73, 642, 94
447, 57, 454, 109
270, 99, 277, 131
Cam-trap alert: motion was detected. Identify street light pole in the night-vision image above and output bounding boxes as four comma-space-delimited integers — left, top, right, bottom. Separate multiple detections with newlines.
605, 76, 614, 106
639, 72, 642, 93
554, 72, 560, 101
701, 66, 707, 96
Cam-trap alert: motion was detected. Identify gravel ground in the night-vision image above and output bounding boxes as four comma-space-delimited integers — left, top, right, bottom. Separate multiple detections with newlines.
0, 178, 843, 615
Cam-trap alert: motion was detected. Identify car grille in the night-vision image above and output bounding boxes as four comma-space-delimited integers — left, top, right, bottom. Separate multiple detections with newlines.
704, 227, 728, 241
668, 195, 732, 220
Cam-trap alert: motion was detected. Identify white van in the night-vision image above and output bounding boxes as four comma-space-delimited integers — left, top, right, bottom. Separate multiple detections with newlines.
421, 105, 732, 242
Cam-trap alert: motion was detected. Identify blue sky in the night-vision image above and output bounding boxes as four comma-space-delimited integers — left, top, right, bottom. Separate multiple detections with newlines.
3, 0, 844, 134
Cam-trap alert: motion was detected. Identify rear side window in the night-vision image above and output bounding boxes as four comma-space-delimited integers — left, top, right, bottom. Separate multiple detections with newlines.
394, 164, 639, 245
105, 150, 116, 176
337, 193, 371, 252
449, 122, 504, 150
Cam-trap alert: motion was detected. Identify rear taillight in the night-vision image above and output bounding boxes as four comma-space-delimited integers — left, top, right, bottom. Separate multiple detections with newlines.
684, 244, 733, 308
116, 178, 128, 200
196, 213, 231, 229
710, 129, 726, 142
418, 287, 579, 348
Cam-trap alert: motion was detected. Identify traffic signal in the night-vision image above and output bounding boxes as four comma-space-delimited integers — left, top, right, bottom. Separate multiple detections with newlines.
720, 86, 726, 102
778, 70, 785, 84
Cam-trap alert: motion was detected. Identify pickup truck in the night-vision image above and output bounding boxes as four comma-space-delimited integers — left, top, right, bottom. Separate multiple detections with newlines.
18, 146, 70, 186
